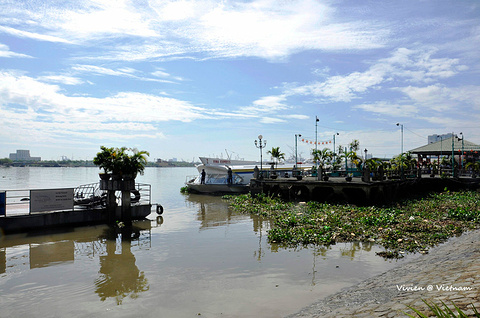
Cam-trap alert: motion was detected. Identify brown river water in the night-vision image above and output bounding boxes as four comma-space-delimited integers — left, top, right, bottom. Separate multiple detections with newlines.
0, 167, 410, 317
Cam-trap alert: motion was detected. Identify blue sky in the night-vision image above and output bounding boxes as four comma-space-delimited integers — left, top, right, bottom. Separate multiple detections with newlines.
1, 0, 479, 162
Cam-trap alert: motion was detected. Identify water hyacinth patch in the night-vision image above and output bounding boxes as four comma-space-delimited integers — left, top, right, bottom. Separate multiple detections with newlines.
223, 191, 480, 258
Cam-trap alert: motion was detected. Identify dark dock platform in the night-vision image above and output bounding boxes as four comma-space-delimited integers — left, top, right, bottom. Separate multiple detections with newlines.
250, 176, 480, 205
0, 205, 152, 234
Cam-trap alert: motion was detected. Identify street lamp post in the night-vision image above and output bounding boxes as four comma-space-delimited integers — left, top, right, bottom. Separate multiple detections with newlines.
451, 132, 455, 177
363, 148, 368, 182
396, 123, 404, 178
396, 123, 404, 154
333, 132, 339, 163
295, 134, 302, 166
459, 132, 464, 173
254, 135, 267, 174
315, 116, 319, 169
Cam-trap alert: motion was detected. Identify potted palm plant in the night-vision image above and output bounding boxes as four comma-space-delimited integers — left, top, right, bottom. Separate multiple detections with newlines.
93, 146, 150, 182
122, 148, 150, 180
93, 146, 115, 180
466, 161, 480, 178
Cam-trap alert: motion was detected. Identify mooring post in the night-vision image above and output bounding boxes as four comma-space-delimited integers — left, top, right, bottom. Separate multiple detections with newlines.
121, 190, 132, 226
101, 178, 134, 225
106, 190, 116, 224
362, 167, 370, 182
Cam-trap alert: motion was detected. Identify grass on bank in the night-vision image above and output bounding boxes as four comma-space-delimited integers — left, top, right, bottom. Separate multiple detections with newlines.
223, 190, 480, 258
406, 300, 480, 317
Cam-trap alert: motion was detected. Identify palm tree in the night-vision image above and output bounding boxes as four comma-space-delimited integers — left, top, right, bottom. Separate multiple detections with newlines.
312, 148, 333, 169
349, 139, 360, 152
466, 161, 480, 178
124, 148, 150, 177
339, 150, 358, 176
267, 147, 285, 168
364, 158, 380, 172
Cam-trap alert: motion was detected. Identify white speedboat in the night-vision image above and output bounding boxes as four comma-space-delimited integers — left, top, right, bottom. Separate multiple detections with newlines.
185, 157, 301, 194
185, 157, 255, 194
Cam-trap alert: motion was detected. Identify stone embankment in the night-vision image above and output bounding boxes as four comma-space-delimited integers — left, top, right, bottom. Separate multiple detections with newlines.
287, 229, 480, 318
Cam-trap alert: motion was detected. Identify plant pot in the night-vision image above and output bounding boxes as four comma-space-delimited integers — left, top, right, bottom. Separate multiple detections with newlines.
123, 174, 135, 181
345, 176, 352, 182
99, 173, 111, 181
323, 176, 329, 181
112, 174, 122, 181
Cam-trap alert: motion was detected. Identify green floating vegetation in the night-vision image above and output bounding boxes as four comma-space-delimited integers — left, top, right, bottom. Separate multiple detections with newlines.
223, 190, 480, 258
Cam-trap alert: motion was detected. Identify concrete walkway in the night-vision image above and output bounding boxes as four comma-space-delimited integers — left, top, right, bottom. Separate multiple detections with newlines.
287, 229, 480, 318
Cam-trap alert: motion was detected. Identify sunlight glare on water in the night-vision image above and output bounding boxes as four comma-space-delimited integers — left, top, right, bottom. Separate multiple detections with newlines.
0, 167, 410, 318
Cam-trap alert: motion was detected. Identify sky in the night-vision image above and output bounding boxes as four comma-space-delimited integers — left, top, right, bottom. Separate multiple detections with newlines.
1, 0, 479, 162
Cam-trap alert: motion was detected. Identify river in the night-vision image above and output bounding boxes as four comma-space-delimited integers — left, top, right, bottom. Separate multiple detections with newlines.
0, 167, 408, 317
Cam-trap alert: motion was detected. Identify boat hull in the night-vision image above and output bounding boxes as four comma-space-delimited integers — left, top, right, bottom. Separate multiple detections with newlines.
186, 183, 248, 194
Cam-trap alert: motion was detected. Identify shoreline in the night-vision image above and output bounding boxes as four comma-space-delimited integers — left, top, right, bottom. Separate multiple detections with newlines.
286, 229, 480, 317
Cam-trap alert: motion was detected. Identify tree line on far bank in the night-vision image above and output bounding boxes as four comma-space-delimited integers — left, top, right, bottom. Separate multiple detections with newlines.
0, 158, 195, 168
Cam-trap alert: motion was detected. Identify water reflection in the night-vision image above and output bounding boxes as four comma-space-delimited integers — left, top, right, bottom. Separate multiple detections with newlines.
0, 221, 155, 305
186, 194, 244, 229
94, 227, 149, 305
184, 194, 383, 268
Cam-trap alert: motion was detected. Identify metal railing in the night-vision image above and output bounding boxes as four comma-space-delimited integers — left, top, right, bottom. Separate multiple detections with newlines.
1, 183, 151, 216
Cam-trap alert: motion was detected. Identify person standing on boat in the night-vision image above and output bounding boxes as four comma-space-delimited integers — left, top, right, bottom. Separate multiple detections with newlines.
227, 167, 233, 184
253, 165, 259, 179
201, 169, 206, 184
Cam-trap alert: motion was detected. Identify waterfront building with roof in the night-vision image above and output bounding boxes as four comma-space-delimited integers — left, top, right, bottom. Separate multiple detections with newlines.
409, 135, 480, 169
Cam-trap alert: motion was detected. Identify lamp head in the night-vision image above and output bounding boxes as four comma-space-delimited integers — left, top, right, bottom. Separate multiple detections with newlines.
258, 135, 263, 140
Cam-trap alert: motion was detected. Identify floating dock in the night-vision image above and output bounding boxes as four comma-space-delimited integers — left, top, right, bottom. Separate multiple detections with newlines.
250, 176, 480, 205
0, 182, 156, 234
0, 205, 152, 234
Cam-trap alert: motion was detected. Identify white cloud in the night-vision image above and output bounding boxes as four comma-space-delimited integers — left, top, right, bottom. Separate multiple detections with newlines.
60, 1, 157, 38
152, 69, 185, 81
396, 84, 480, 112
38, 75, 83, 85
72, 64, 176, 83
286, 68, 386, 102
260, 117, 286, 124
0, 71, 208, 143
0, 43, 32, 58
381, 48, 465, 83
284, 48, 467, 102
0, 25, 72, 44
194, 0, 387, 60
240, 95, 289, 113
284, 114, 310, 120
353, 102, 418, 117
0, 0, 389, 61
72, 64, 135, 77
151, 0, 199, 22
396, 85, 456, 112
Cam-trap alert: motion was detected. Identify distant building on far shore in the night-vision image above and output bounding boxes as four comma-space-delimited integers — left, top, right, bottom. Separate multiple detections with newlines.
9, 150, 41, 161
428, 133, 454, 144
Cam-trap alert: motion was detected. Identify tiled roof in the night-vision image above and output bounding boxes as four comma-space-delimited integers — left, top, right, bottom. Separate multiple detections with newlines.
409, 137, 480, 154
